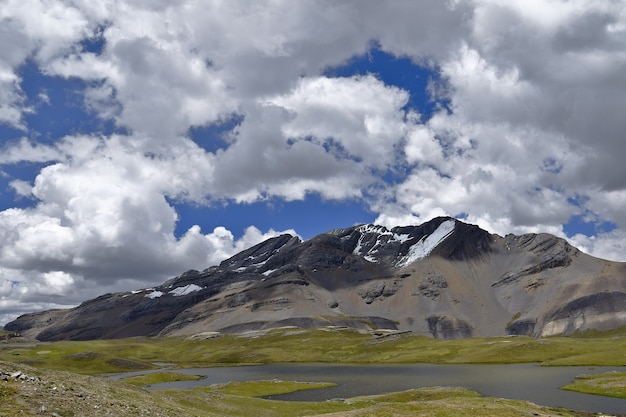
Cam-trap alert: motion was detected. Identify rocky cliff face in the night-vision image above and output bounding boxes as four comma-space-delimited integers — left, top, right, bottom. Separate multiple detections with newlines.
6, 217, 626, 340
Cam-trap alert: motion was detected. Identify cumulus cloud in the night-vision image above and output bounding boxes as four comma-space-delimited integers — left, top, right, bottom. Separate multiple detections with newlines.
0, 0, 95, 128
210, 104, 366, 202
268, 75, 408, 169
468, 0, 626, 188
0, 133, 296, 323
0, 133, 295, 276
570, 228, 626, 264
0, 137, 63, 164
372, 0, 626, 257
209, 75, 410, 202
1, 0, 626, 324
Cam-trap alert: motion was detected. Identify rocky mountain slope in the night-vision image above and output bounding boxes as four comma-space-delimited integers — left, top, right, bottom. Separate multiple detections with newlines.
6, 217, 626, 340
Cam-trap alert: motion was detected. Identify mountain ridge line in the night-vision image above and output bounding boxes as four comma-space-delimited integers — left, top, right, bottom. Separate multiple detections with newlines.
6, 216, 626, 341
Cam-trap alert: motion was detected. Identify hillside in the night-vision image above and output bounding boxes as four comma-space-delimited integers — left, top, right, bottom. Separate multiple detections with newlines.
6, 217, 626, 340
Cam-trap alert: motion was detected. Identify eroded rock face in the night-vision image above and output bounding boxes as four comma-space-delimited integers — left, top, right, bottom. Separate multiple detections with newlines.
5, 217, 626, 340
540, 291, 626, 337
506, 320, 536, 336
427, 315, 473, 340
357, 282, 400, 304
418, 274, 448, 300
493, 234, 576, 288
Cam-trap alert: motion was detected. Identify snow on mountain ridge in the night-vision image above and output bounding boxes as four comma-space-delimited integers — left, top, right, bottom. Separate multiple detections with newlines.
397, 219, 456, 267
353, 224, 414, 263
169, 284, 203, 297
7, 217, 626, 341
145, 290, 163, 299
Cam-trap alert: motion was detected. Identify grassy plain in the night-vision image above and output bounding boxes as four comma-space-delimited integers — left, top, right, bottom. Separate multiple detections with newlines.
155, 383, 591, 417
1, 328, 626, 416
2, 327, 626, 375
121, 371, 204, 386
562, 371, 626, 399
0, 360, 604, 417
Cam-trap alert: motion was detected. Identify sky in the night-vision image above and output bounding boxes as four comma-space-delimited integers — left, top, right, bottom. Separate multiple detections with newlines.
1, 0, 625, 325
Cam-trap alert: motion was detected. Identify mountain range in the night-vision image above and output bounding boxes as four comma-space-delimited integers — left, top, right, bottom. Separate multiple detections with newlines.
6, 217, 626, 340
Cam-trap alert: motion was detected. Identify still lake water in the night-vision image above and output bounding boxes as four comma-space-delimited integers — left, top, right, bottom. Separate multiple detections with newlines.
126, 363, 626, 415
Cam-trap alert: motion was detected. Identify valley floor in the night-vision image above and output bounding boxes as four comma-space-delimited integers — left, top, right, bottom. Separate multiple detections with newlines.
0, 361, 610, 417
1, 328, 625, 416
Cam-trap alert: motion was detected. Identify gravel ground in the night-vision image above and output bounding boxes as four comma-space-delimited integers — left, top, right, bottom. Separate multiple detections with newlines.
0, 361, 190, 417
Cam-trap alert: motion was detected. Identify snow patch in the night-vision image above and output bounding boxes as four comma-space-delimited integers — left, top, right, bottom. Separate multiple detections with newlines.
358, 224, 392, 235
262, 269, 276, 276
353, 236, 365, 256
169, 284, 203, 296
393, 233, 411, 243
354, 224, 414, 262
397, 220, 456, 267
354, 225, 392, 258
145, 290, 163, 299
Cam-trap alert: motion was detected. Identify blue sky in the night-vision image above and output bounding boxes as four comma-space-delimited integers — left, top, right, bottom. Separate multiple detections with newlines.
1, 0, 626, 324
176, 45, 444, 240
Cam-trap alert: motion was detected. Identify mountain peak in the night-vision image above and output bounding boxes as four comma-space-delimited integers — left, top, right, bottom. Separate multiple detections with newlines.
5, 217, 626, 341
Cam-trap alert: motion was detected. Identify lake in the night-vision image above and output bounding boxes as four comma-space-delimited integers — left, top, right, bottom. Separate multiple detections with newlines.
122, 363, 626, 415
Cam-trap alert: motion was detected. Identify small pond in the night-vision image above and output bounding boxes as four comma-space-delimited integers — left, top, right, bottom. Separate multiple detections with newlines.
115, 363, 626, 415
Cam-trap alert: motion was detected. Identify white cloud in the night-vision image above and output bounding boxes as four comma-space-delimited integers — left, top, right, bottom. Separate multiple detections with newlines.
210, 103, 371, 202
172, 224, 299, 269
208, 74, 410, 203
1, 0, 90, 61
570, 229, 626, 263
370, 0, 626, 261
585, 189, 626, 230
9, 179, 33, 197
1, 0, 626, 325
0, 132, 298, 323
375, 112, 579, 234
467, 0, 626, 189
0, 68, 26, 128
0, 137, 63, 164
267, 75, 408, 170
0, 0, 96, 128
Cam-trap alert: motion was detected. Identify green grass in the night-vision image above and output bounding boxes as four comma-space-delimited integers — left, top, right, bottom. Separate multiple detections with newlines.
561, 371, 626, 399
208, 380, 337, 397
2, 327, 626, 376
156, 383, 588, 417
368, 385, 481, 403
0, 383, 22, 417
0, 382, 17, 398
0, 342, 157, 375
3, 328, 624, 416
569, 325, 626, 338
0, 358, 605, 417
120, 371, 203, 386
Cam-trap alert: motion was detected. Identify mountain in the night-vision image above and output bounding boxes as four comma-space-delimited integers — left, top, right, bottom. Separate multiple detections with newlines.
6, 217, 626, 341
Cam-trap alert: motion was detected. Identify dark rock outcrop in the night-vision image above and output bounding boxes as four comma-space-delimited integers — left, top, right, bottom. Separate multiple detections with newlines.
506, 319, 536, 336
427, 315, 473, 339
540, 291, 626, 336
